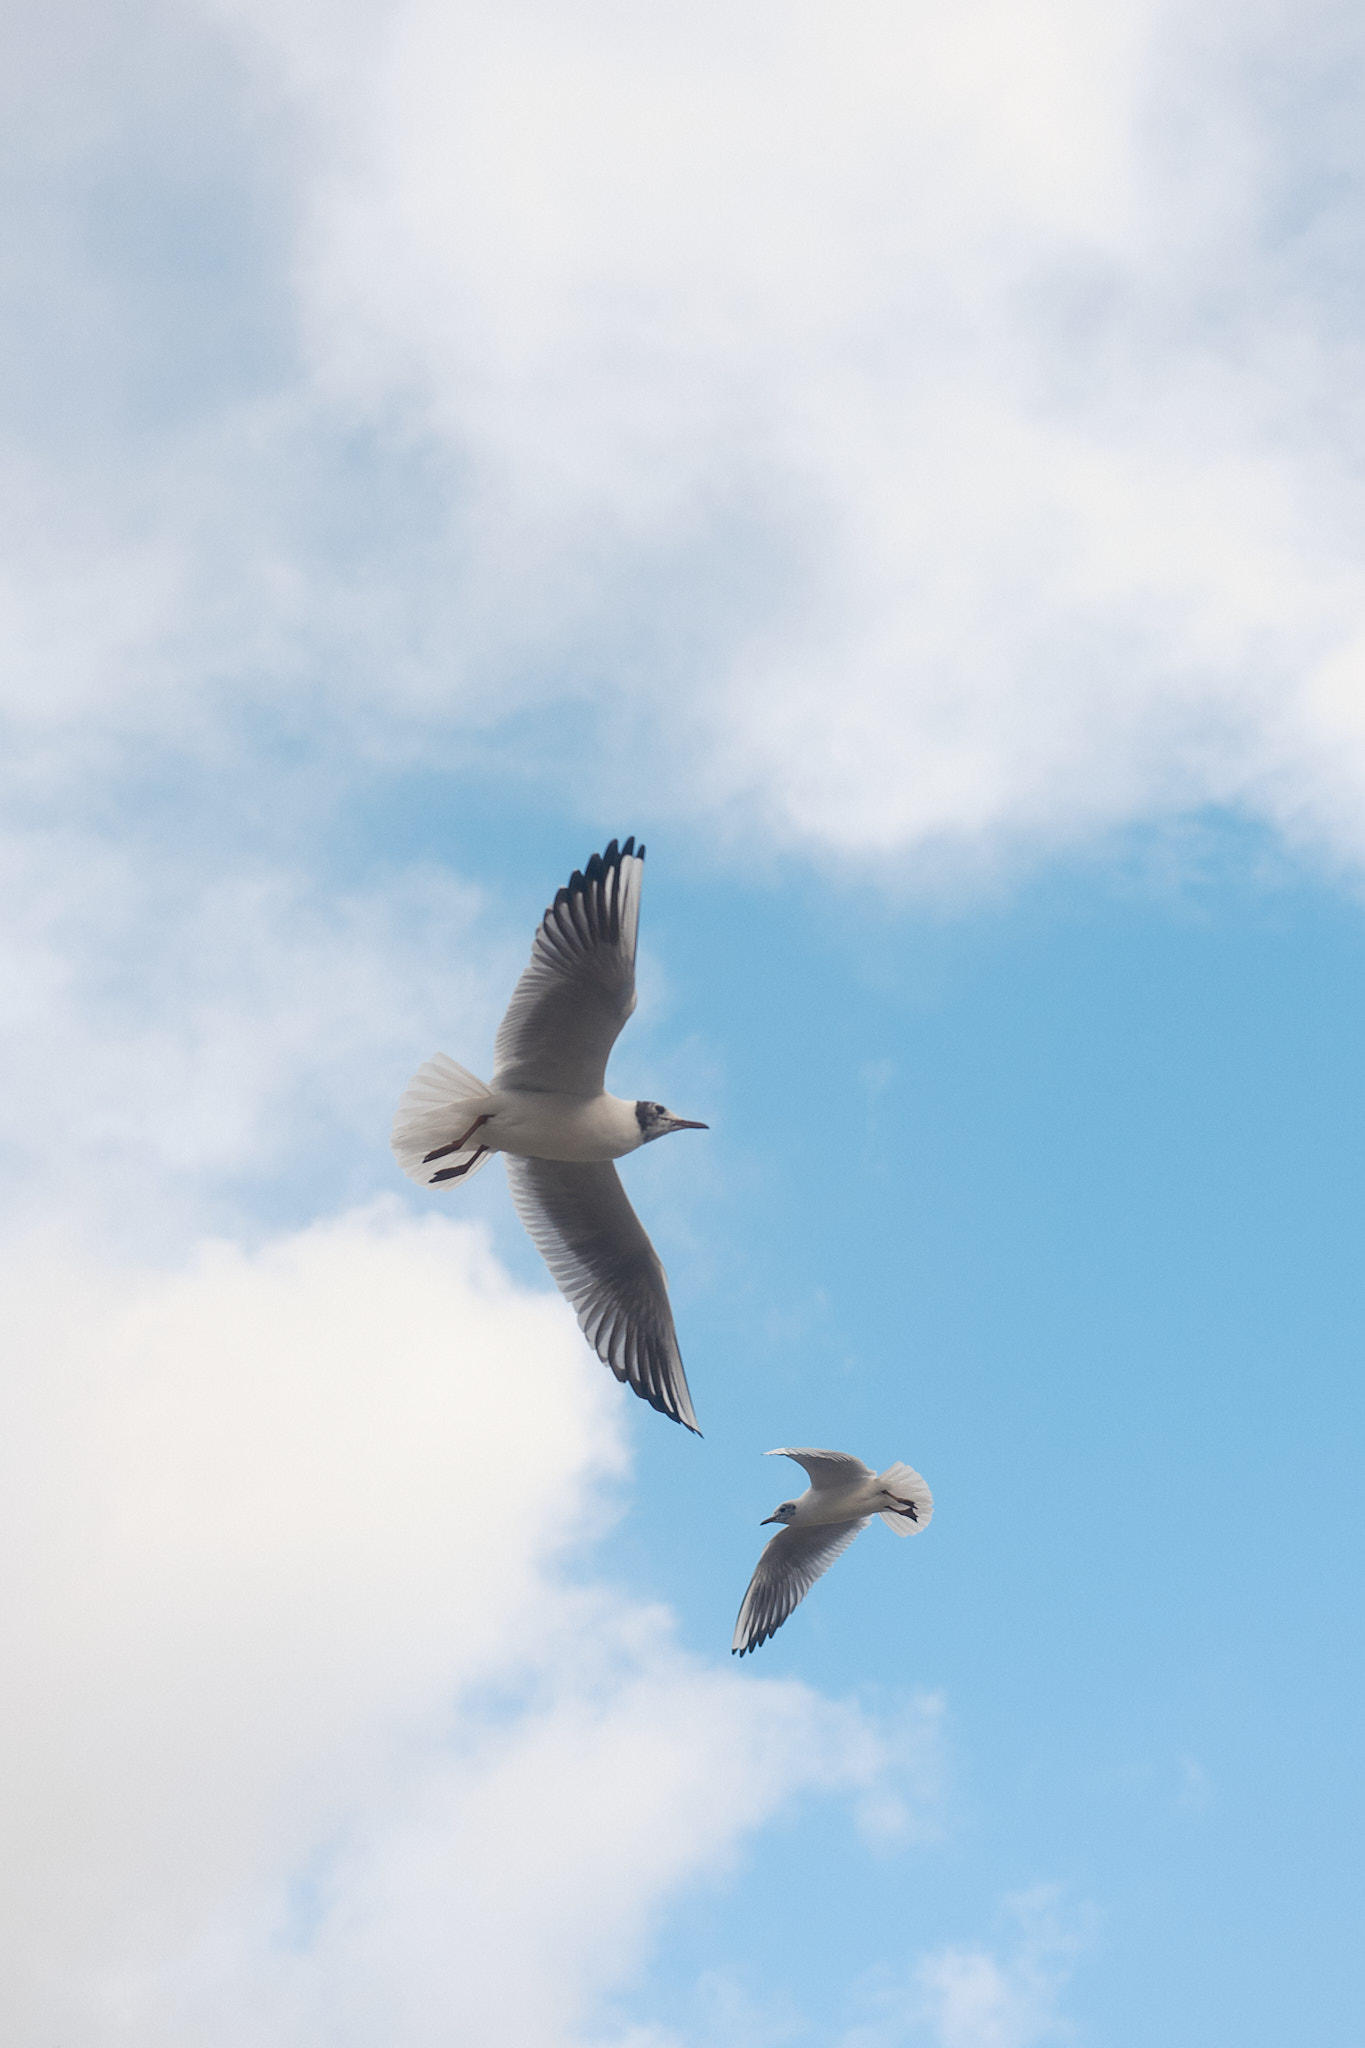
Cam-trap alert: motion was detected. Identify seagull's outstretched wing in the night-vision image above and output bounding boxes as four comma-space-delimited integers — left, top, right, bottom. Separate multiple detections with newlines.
732, 1519, 870, 1655
767, 1448, 875, 1491
493, 838, 644, 1097
504, 1155, 700, 1433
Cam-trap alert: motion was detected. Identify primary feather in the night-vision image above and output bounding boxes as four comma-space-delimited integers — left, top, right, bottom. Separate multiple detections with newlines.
493, 840, 644, 1096
733, 1521, 870, 1656
505, 1155, 697, 1430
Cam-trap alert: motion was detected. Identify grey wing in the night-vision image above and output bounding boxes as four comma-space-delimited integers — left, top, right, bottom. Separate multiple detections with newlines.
767, 1448, 875, 1491
493, 839, 644, 1097
732, 1519, 871, 1655
504, 1154, 700, 1433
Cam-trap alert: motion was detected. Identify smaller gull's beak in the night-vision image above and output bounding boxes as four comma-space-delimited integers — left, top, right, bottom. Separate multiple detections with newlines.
760, 1513, 783, 1525
665, 1117, 708, 1131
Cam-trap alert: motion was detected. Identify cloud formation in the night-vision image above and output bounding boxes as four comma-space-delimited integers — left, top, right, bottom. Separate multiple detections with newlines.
7, 0, 1365, 879
277, 0, 1365, 871
0, 1204, 941, 2045
0, 817, 507, 1236
838, 1888, 1086, 2048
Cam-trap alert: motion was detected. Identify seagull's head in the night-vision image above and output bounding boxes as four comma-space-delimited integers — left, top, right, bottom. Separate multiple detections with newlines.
634, 1100, 708, 1144
761, 1500, 799, 1526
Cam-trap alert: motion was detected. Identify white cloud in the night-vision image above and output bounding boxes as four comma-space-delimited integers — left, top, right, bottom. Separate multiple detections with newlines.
8, 0, 1365, 877
913, 1891, 1084, 2048
207, 0, 1365, 873
0, 810, 529, 1241
839, 1888, 1087, 2048
0, 1204, 938, 2046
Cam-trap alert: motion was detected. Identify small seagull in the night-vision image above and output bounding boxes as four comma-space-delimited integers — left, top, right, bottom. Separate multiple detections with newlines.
732, 1448, 934, 1655
392, 838, 707, 1431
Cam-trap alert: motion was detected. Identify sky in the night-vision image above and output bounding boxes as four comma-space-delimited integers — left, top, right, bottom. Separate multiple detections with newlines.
2, 0, 1365, 2042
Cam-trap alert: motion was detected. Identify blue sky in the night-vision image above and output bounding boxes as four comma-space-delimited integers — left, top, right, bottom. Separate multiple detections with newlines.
4, 2, 1365, 2043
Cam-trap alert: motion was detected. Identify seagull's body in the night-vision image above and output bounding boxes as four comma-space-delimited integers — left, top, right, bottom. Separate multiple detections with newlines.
391, 838, 707, 1431
447, 1089, 646, 1163
732, 1448, 934, 1655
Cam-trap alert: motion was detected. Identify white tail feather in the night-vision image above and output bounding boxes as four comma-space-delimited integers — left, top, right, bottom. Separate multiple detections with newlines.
877, 1460, 933, 1537
391, 1053, 495, 1190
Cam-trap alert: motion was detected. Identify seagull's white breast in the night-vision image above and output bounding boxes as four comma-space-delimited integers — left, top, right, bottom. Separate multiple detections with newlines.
792, 1476, 891, 1526
484, 1090, 644, 1163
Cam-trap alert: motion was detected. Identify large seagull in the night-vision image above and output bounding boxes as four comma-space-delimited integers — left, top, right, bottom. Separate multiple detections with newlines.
392, 838, 707, 1431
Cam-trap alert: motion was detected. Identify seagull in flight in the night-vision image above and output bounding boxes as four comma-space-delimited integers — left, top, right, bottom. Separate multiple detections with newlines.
732, 1448, 934, 1654
392, 838, 707, 1431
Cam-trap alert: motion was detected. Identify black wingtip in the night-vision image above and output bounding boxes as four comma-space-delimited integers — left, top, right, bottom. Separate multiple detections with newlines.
642, 1385, 703, 1435
664, 1382, 702, 1435
555, 839, 639, 911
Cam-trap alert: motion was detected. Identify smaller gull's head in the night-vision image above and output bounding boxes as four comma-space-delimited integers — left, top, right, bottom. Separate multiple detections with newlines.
761, 1500, 799, 1526
635, 1101, 708, 1143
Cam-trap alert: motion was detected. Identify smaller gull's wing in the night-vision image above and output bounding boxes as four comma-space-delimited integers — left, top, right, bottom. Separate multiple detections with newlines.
493, 839, 644, 1097
767, 1448, 875, 1492
504, 1155, 699, 1433
732, 1519, 871, 1656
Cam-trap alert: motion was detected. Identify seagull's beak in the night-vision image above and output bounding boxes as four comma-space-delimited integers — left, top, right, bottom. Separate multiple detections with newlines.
760, 1513, 783, 1525
664, 1116, 708, 1131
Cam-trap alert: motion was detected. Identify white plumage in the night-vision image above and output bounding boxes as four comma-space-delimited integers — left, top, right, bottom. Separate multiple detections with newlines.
392, 838, 707, 1431
732, 1448, 934, 1654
